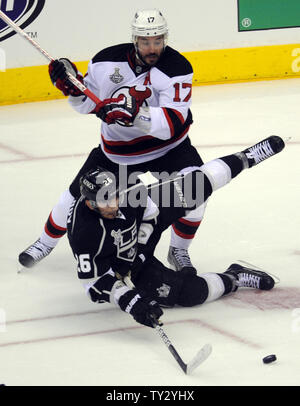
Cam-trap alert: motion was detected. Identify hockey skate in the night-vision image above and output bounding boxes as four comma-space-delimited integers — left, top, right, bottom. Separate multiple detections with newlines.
167, 246, 197, 275
225, 263, 275, 291
18, 238, 53, 268
239, 135, 285, 168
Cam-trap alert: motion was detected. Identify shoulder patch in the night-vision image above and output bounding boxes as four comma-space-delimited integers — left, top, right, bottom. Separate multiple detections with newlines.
92, 43, 134, 64
155, 46, 193, 78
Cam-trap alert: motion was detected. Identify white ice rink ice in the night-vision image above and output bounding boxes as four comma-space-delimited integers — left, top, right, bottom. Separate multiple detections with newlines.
0, 79, 299, 386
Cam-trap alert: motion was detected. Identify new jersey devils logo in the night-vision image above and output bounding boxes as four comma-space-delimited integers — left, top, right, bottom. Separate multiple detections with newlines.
111, 85, 152, 127
0, 0, 45, 42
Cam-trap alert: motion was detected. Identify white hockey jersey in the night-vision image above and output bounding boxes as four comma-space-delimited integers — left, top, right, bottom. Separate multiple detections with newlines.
69, 43, 194, 165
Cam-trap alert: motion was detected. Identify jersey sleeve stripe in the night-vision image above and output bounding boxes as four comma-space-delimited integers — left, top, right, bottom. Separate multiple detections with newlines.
163, 107, 192, 138
162, 107, 175, 138
170, 108, 185, 124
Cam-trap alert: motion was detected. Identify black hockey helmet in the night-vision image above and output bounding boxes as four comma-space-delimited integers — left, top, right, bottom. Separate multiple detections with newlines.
79, 167, 119, 208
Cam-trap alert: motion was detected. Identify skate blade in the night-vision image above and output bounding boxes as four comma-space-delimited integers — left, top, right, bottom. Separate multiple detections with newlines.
17, 262, 32, 274
237, 260, 281, 284
17, 266, 27, 274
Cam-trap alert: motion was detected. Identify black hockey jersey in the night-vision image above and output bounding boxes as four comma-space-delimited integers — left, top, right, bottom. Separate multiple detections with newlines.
69, 43, 194, 165
68, 198, 139, 280
67, 193, 162, 284
67, 169, 213, 287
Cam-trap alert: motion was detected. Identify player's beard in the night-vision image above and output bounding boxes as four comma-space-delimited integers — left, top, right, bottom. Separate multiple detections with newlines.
143, 53, 160, 65
136, 48, 163, 66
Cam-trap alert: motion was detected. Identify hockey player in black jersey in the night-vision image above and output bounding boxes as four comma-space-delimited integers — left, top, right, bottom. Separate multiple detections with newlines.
65, 135, 284, 328
19, 9, 209, 273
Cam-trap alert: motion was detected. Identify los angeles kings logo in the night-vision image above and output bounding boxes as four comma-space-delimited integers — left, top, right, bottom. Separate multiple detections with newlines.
111, 220, 137, 262
0, 0, 45, 42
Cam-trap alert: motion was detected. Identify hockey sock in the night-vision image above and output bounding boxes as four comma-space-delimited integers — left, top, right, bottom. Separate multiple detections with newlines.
170, 202, 207, 249
41, 212, 67, 248
199, 153, 245, 193
218, 154, 244, 178
40, 189, 74, 248
171, 219, 201, 249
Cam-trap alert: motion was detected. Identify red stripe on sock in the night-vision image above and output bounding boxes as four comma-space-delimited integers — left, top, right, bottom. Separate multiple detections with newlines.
178, 218, 202, 227
172, 224, 195, 239
49, 213, 67, 231
44, 225, 63, 239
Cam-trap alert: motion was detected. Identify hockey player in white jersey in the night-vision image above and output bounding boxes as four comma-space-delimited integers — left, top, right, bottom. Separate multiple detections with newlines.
19, 9, 207, 273
66, 135, 284, 328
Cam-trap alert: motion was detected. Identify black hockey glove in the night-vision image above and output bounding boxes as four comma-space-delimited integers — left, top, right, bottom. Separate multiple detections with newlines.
49, 58, 84, 97
119, 289, 163, 328
94, 94, 140, 125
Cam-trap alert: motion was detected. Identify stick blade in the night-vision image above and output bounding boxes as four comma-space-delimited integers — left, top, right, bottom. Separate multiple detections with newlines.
186, 343, 212, 375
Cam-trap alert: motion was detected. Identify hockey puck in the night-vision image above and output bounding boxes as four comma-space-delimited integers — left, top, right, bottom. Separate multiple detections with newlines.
263, 354, 277, 364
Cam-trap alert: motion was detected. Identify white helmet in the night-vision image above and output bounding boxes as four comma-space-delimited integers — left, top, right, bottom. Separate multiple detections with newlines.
131, 9, 168, 40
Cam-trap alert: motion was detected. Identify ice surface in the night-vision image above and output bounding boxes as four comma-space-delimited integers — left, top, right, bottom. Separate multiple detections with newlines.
0, 79, 299, 386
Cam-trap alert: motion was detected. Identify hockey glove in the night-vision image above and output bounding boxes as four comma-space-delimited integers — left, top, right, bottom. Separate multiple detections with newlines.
49, 58, 84, 97
119, 289, 163, 328
94, 94, 140, 125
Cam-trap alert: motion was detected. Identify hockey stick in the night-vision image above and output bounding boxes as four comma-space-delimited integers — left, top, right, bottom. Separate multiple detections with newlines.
0, 10, 101, 105
124, 276, 212, 374
152, 319, 212, 375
